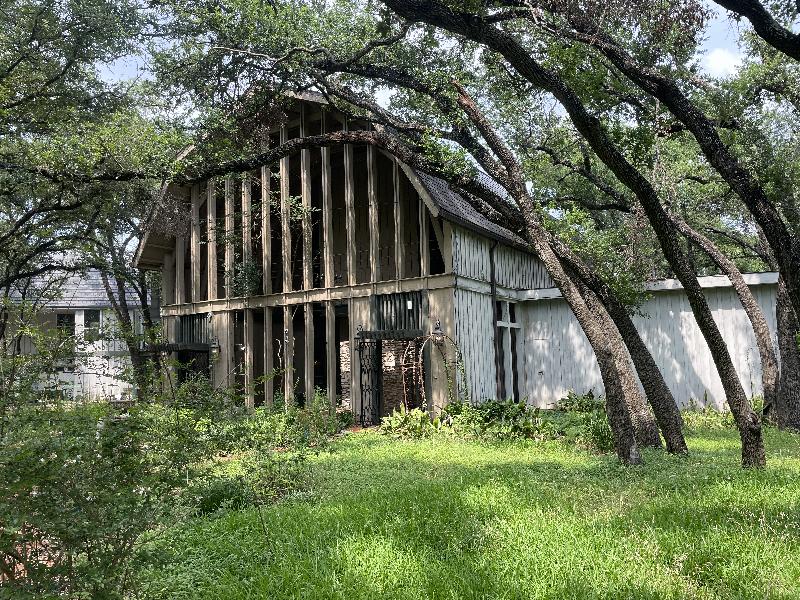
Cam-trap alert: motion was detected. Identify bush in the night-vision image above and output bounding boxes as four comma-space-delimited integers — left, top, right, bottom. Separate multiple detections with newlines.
0, 378, 344, 597
380, 392, 615, 453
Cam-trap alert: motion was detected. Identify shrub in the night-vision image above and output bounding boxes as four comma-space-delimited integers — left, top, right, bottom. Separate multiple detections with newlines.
380, 392, 615, 453
0, 379, 343, 597
380, 407, 440, 438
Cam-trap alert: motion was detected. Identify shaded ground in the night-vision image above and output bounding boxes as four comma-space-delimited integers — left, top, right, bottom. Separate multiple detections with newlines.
138, 426, 800, 599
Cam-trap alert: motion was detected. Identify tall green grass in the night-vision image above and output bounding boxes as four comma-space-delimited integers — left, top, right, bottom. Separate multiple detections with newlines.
137, 425, 800, 599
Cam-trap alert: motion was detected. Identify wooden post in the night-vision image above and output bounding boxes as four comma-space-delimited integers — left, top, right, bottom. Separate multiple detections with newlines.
241, 174, 252, 264
343, 121, 357, 286
224, 176, 235, 297
304, 303, 315, 403
393, 160, 405, 280
367, 145, 380, 282
283, 305, 294, 406
264, 307, 274, 406
300, 106, 313, 291
326, 301, 336, 407
321, 112, 334, 288
261, 166, 272, 295
207, 181, 218, 300
280, 126, 292, 293
175, 236, 185, 304
190, 184, 201, 302
419, 197, 430, 277
162, 251, 175, 306
244, 308, 255, 410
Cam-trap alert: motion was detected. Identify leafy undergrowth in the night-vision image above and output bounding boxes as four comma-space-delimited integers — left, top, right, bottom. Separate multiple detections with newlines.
136, 425, 800, 600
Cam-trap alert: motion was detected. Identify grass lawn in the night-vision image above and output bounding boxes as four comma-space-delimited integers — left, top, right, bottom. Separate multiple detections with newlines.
138, 425, 800, 599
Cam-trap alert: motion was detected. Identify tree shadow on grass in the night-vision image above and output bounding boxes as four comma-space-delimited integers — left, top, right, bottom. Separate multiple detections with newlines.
137, 432, 800, 599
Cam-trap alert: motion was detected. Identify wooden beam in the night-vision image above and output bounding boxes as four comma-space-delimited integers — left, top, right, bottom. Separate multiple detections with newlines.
224, 176, 235, 298
241, 174, 252, 264
175, 236, 185, 304
321, 112, 334, 289
304, 303, 315, 403
280, 126, 292, 293
261, 166, 272, 295
162, 251, 174, 305
244, 308, 255, 409
264, 306, 274, 406
419, 197, 430, 277
326, 301, 336, 407
207, 181, 218, 300
343, 121, 357, 286
300, 106, 313, 290
367, 145, 380, 282
190, 184, 201, 302
283, 304, 294, 406
393, 159, 405, 280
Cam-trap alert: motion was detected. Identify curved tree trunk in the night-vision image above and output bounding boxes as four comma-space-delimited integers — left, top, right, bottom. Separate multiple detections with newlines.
522, 230, 642, 464
574, 277, 663, 449
382, 0, 766, 467
554, 240, 687, 453
671, 214, 780, 419
776, 279, 800, 430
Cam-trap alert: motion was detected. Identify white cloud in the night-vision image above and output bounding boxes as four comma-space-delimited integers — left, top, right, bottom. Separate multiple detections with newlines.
702, 47, 743, 78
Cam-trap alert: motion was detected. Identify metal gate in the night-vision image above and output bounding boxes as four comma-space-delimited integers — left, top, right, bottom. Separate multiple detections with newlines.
357, 335, 382, 426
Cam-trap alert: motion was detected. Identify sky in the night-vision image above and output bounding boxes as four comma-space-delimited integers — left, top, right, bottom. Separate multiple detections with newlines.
701, 5, 745, 78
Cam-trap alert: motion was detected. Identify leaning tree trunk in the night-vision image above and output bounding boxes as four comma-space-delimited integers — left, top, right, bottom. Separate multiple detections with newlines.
776, 279, 800, 430
520, 222, 642, 464
573, 276, 662, 449
672, 214, 780, 420
555, 240, 687, 453
381, 0, 766, 466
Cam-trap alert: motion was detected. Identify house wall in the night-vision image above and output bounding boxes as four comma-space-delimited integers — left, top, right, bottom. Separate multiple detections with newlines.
8, 308, 140, 400
519, 280, 779, 409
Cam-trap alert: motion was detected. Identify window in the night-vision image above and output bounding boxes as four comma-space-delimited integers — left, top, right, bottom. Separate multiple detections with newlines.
84, 309, 101, 342
56, 313, 75, 339
496, 301, 522, 400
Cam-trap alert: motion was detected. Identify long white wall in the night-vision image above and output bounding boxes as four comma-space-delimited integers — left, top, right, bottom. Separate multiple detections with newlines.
519, 275, 779, 409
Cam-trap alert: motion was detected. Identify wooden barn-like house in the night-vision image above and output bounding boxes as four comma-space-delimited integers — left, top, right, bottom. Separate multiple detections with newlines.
134, 94, 779, 419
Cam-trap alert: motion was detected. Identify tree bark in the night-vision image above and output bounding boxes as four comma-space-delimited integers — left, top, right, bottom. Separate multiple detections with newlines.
563, 18, 800, 325
776, 278, 800, 430
379, 0, 765, 466
671, 214, 780, 419
573, 276, 663, 449
521, 226, 642, 464
560, 249, 687, 453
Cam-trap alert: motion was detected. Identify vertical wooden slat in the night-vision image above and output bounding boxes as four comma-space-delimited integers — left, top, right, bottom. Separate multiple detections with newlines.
304, 303, 315, 403
224, 176, 235, 298
241, 174, 252, 264
283, 305, 294, 406
175, 236, 185, 304
244, 308, 255, 409
207, 181, 218, 300
419, 198, 430, 276
280, 126, 292, 293
367, 145, 380, 282
263, 306, 274, 405
343, 121, 357, 286
393, 160, 405, 280
321, 112, 334, 288
162, 251, 174, 306
325, 301, 336, 407
300, 106, 313, 290
261, 166, 272, 295
190, 184, 201, 302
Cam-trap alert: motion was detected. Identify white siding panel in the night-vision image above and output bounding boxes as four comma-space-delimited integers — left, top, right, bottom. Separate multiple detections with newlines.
454, 288, 496, 401
520, 283, 778, 409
